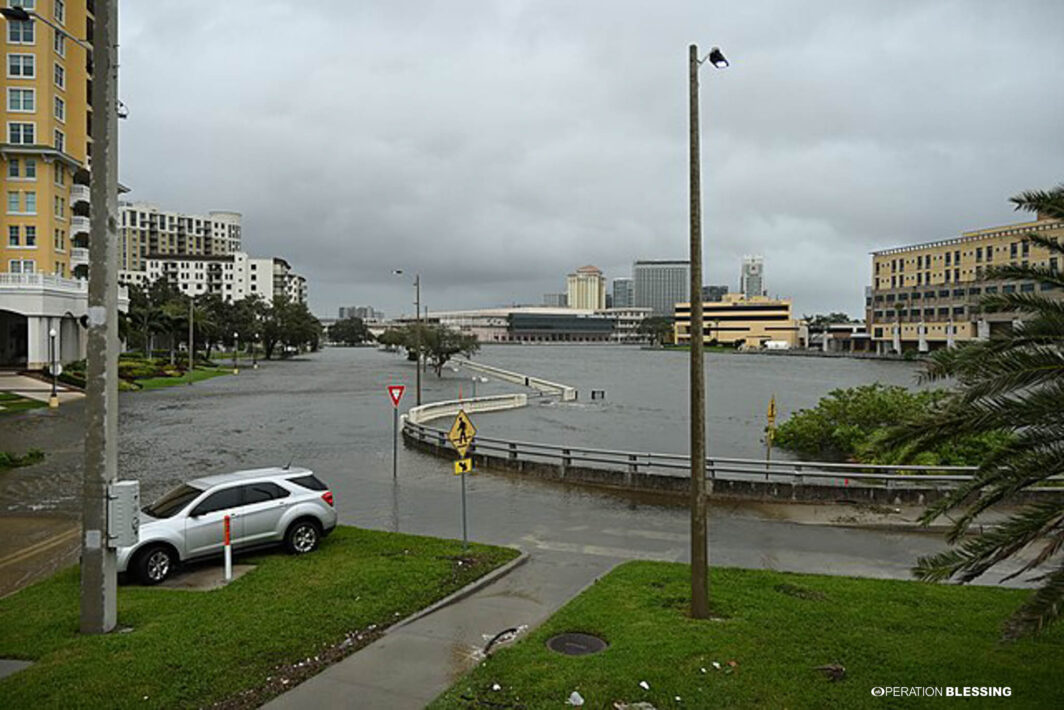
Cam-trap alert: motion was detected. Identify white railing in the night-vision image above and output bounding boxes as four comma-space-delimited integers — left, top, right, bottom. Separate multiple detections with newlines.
71, 215, 90, 234
0, 273, 88, 292
70, 247, 89, 266
70, 184, 90, 205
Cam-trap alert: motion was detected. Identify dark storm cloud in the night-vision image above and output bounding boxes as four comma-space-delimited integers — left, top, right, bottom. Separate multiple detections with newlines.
118, 0, 1064, 318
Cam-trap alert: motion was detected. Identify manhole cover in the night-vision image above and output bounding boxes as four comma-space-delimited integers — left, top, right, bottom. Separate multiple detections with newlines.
546, 632, 608, 656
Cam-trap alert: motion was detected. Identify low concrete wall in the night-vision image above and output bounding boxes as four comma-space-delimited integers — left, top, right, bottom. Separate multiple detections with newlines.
406, 394, 528, 426
403, 428, 1059, 507
455, 359, 577, 401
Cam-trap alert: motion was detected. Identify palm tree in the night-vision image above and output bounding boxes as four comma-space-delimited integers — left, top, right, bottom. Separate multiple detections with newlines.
888, 185, 1064, 639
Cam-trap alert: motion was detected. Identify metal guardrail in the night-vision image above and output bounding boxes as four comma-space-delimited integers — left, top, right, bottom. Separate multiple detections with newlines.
403, 420, 1064, 492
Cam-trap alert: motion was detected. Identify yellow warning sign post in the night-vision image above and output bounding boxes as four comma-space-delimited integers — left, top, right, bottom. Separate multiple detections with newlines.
447, 409, 477, 551
448, 409, 477, 457
765, 394, 777, 466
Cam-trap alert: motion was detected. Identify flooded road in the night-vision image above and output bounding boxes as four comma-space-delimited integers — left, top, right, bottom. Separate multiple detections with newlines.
2, 346, 1022, 585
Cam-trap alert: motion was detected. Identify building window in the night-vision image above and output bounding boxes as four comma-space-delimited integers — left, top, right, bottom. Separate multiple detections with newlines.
54, 163, 64, 185
945, 252, 951, 266
954, 269, 960, 282
25, 225, 36, 246
54, 195, 64, 218
52, 28, 64, 56
7, 121, 35, 144
53, 227, 63, 250
24, 190, 35, 213
985, 285, 998, 294
53, 0, 64, 24
8, 225, 18, 246
9, 259, 36, 274
53, 95, 64, 122
7, 87, 34, 111
7, 53, 34, 77
1022, 241, 1030, 257
975, 247, 982, 261
6, 159, 17, 178
1010, 242, 1018, 258
24, 157, 35, 178
53, 62, 64, 89
1003, 285, 1016, 294
54, 128, 64, 153
7, 18, 34, 44
1020, 283, 1035, 293
6, 191, 18, 213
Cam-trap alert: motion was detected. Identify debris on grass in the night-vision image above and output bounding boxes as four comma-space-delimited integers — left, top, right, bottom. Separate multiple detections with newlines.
814, 663, 846, 682
638, 680, 650, 690
567, 690, 585, 706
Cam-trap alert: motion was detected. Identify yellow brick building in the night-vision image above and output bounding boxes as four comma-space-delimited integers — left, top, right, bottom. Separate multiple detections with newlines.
868, 213, 1064, 353
674, 293, 800, 348
2, 0, 92, 278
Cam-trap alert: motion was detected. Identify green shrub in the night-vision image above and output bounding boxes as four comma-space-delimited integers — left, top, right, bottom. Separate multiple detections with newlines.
774, 383, 1010, 466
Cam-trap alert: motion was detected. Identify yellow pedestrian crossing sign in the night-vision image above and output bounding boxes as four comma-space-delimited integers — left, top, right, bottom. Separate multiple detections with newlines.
454, 458, 473, 475
448, 409, 477, 457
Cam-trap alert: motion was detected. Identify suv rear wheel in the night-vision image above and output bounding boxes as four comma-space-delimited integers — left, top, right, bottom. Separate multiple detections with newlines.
136, 545, 176, 585
285, 519, 321, 555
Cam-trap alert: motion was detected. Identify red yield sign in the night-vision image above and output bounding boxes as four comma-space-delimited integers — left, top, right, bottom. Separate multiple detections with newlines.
387, 385, 406, 408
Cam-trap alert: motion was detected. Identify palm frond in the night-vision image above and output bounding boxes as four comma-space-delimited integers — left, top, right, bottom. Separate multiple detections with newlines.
1002, 561, 1064, 640
1010, 185, 1064, 221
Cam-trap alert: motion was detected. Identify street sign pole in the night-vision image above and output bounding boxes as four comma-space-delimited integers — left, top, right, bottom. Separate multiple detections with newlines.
460, 466, 468, 551
392, 406, 398, 480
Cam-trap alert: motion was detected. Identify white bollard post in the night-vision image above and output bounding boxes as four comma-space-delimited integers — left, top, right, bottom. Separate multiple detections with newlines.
224, 514, 232, 581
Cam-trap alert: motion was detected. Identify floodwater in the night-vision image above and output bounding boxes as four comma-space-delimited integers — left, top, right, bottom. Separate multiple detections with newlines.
1, 346, 986, 583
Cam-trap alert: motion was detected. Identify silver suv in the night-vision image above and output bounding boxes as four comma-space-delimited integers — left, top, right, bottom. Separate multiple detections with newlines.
118, 467, 338, 585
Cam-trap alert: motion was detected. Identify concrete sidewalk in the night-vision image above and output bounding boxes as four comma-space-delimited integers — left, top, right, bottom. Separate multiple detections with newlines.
265, 550, 612, 709
0, 373, 82, 404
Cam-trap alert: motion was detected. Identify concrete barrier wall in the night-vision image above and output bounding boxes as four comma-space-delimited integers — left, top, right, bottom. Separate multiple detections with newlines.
455, 359, 577, 401
406, 393, 529, 425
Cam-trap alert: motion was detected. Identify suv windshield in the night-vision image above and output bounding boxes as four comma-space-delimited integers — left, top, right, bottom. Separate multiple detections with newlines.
143, 484, 204, 518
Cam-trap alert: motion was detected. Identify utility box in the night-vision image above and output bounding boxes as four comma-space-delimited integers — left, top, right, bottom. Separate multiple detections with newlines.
107, 480, 140, 548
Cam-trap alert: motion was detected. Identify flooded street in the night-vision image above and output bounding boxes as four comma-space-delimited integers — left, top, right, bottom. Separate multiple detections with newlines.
1, 346, 1012, 585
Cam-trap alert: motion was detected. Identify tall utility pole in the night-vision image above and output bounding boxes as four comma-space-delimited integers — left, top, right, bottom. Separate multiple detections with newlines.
415, 275, 422, 405
687, 43, 728, 620
82, 0, 120, 634
688, 44, 709, 620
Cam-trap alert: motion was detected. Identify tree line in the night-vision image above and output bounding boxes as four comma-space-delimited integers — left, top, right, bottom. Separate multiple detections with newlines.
123, 279, 321, 362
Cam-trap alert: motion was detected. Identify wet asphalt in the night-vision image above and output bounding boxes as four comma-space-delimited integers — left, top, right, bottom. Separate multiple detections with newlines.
0, 346, 1033, 587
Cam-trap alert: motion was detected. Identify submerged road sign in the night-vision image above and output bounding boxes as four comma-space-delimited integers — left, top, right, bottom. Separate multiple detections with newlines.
454, 458, 473, 475
387, 384, 406, 408
448, 409, 477, 457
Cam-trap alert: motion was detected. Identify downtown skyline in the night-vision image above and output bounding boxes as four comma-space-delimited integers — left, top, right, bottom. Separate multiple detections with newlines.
115, 0, 1064, 318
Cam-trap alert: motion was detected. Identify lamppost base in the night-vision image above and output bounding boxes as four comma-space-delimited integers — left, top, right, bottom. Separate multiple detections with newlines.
252, 363, 258, 369
48, 395, 60, 408
232, 368, 239, 375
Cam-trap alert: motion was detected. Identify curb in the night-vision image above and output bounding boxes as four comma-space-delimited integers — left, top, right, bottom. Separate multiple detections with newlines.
388, 550, 530, 633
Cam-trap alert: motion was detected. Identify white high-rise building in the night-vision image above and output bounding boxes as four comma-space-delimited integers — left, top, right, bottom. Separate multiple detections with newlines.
122, 252, 307, 305
612, 278, 634, 308
740, 255, 765, 299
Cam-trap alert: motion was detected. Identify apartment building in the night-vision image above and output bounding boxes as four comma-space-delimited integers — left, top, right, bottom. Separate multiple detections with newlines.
123, 252, 307, 306
566, 265, 606, 310
2, 0, 92, 279
868, 213, 1064, 353
674, 293, 800, 348
740, 255, 765, 299
119, 201, 241, 271
611, 277, 633, 308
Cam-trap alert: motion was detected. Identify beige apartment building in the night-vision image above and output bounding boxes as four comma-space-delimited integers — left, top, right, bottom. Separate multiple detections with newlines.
868, 213, 1063, 353
119, 201, 242, 272
566, 265, 606, 310
674, 293, 800, 348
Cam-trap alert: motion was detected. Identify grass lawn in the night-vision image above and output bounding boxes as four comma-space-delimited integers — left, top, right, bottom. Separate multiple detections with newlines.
0, 391, 48, 414
0, 526, 518, 708
431, 562, 1064, 709
134, 366, 232, 390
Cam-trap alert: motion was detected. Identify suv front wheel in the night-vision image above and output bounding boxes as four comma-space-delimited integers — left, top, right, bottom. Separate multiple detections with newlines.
285, 520, 321, 555
135, 545, 177, 585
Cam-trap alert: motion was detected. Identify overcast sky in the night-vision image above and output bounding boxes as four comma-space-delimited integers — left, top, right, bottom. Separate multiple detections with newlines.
118, 1, 1064, 319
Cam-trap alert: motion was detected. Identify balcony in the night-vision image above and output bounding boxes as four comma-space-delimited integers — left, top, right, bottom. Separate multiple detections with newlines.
71, 215, 91, 235
70, 248, 89, 268
70, 184, 91, 206
0, 273, 88, 293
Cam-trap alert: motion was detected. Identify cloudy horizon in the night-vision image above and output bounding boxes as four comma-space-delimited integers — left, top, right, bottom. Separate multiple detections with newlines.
118, 0, 1063, 320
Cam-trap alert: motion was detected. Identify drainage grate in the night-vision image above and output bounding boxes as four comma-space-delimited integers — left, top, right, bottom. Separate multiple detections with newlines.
546, 632, 608, 656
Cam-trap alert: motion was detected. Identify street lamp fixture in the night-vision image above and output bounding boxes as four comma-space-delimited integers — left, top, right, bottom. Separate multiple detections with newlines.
703, 47, 729, 68
48, 328, 59, 408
